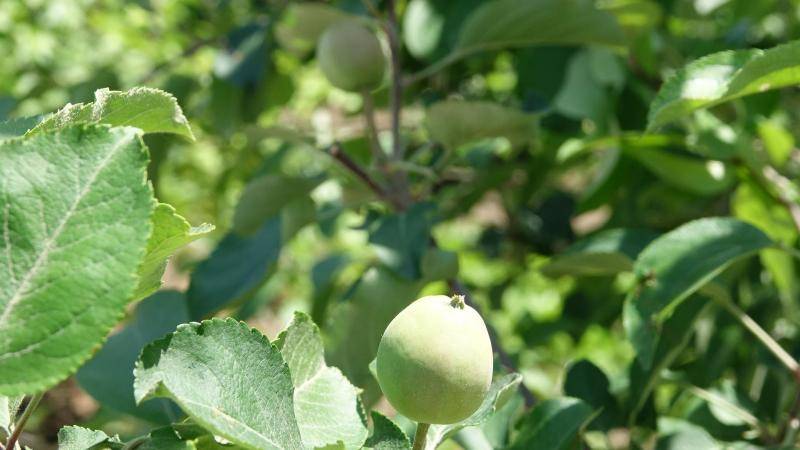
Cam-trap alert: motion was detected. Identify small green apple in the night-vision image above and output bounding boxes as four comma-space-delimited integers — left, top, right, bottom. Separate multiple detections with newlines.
317, 21, 386, 92
376, 294, 493, 424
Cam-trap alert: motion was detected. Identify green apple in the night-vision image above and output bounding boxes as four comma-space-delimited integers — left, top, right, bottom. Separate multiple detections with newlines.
317, 21, 386, 92
376, 295, 493, 424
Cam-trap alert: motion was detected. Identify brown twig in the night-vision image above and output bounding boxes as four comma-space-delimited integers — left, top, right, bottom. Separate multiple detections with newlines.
326, 143, 404, 210
4, 393, 43, 450
448, 279, 537, 407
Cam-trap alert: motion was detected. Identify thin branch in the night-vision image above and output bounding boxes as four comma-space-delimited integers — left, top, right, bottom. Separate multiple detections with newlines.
325, 143, 403, 210
448, 279, 537, 407
384, 0, 403, 160
411, 422, 430, 450
361, 91, 385, 164
4, 393, 43, 450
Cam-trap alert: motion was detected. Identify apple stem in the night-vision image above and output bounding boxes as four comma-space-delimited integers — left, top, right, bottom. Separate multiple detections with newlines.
449, 294, 466, 309
412, 422, 430, 450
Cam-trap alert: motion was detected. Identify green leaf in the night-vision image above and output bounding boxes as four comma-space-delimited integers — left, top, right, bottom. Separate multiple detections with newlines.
364, 412, 410, 450
0, 116, 43, 140
542, 228, 658, 277
187, 218, 282, 319
135, 426, 199, 450
31, 87, 194, 140
424, 374, 523, 450
564, 360, 622, 431
133, 203, 214, 301
134, 318, 303, 450
275, 2, 354, 56
655, 420, 720, 450
57, 426, 123, 450
648, 40, 800, 129
456, 0, 625, 55
369, 203, 439, 280
625, 147, 734, 196
275, 312, 368, 449
628, 295, 709, 424
325, 267, 426, 406
623, 217, 772, 368
232, 175, 321, 236
425, 100, 537, 150
0, 125, 154, 396
507, 397, 595, 450
76, 291, 188, 423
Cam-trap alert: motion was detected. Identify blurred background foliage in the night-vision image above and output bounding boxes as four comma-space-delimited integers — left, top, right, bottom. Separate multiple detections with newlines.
5, 0, 800, 448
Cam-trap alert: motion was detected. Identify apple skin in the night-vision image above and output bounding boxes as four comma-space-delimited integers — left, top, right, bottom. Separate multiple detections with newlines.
376, 295, 493, 424
317, 21, 386, 92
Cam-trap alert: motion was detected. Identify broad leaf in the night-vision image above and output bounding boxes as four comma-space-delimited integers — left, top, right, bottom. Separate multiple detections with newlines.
275, 312, 368, 450
325, 267, 426, 405
425, 101, 537, 150
31, 87, 194, 139
57, 426, 123, 450
232, 174, 321, 236
625, 147, 734, 196
424, 373, 522, 450
364, 412, 411, 450
275, 3, 354, 56
507, 398, 595, 450
187, 218, 282, 319
564, 360, 622, 431
648, 40, 800, 129
134, 318, 303, 450
624, 217, 772, 368
0, 125, 153, 395
368, 203, 438, 279
134, 203, 214, 301
456, 0, 626, 56
542, 228, 658, 277
76, 291, 188, 423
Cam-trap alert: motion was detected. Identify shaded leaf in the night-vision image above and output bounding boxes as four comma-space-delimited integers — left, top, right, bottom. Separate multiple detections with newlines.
625, 147, 734, 196
425, 101, 537, 150
624, 218, 772, 368
233, 175, 321, 236
507, 398, 595, 450
32, 87, 194, 139
542, 228, 658, 277
76, 291, 189, 423
0, 116, 42, 140
369, 203, 439, 280
0, 126, 153, 395
648, 40, 800, 129
134, 318, 303, 450
456, 0, 626, 55
275, 312, 368, 449
564, 360, 622, 431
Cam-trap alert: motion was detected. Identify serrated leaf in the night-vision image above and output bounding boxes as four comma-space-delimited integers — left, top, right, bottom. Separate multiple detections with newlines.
275, 312, 368, 449
424, 373, 523, 450
364, 412, 410, 450
368, 203, 438, 280
31, 87, 194, 139
0, 125, 153, 395
425, 101, 537, 150
76, 291, 188, 423
542, 228, 658, 277
134, 318, 303, 450
0, 116, 43, 140
133, 203, 214, 301
623, 218, 772, 368
57, 426, 123, 450
455, 0, 625, 56
508, 397, 595, 450
648, 40, 800, 129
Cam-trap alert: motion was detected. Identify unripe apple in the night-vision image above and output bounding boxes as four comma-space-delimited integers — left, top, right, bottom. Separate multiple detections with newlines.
317, 21, 386, 92
376, 295, 493, 424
